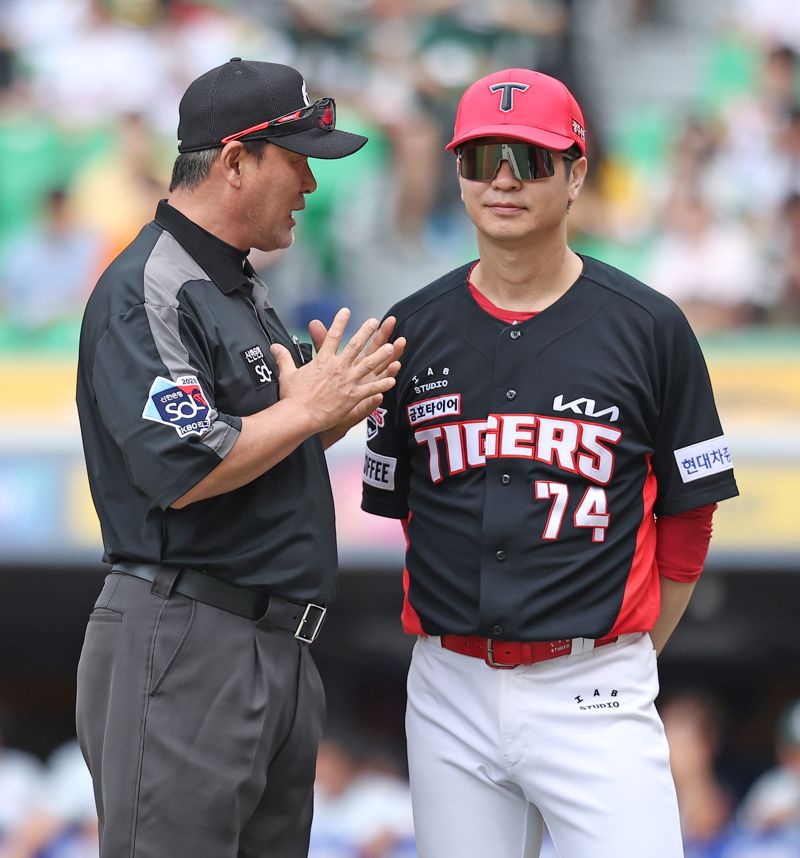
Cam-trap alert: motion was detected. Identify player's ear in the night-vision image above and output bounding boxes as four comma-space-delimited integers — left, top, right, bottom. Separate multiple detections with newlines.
219, 141, 246, 189
567, 156, 587, 206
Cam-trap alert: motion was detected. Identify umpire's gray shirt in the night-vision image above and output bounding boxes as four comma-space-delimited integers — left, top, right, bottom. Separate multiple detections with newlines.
76, 200, 338, 602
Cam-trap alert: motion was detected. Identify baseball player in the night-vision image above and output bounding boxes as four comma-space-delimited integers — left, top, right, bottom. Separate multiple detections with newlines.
362, 69, 739, 858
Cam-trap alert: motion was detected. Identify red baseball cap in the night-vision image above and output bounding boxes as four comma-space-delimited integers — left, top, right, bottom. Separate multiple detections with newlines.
447, 68, 586, 156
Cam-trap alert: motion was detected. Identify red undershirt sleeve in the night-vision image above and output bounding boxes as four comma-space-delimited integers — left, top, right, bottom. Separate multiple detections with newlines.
655, 502, 717, 583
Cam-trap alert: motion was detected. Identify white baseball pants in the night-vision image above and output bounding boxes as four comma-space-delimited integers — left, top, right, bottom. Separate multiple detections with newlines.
406, 633, 683, 858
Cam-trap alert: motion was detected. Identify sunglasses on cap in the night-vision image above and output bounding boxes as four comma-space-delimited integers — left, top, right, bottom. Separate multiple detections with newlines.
221, 97, 336, 144
457, 141, 576, 182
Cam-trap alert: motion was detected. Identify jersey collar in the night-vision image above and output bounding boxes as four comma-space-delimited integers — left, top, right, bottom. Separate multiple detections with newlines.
154, 200, 254, 294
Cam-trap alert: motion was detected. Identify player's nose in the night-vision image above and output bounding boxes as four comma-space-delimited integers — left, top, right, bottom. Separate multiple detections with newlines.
491, 160, 522, 188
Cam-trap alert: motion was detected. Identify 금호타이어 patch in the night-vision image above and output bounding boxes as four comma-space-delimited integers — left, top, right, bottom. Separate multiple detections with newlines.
673, 435, 734, 483
407, 393, 461, 427
142, 375, 212, 438
363, 448, 396, 490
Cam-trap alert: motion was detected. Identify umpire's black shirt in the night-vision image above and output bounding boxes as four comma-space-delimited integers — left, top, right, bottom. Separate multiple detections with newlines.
76, 200, 337, 602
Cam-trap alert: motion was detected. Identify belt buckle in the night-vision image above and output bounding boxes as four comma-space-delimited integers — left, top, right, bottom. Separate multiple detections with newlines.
486, 638, 518, 669
294, 603, 327, 644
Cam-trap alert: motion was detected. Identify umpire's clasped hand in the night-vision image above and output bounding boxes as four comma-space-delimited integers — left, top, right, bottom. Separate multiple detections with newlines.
269, 307, 405, 436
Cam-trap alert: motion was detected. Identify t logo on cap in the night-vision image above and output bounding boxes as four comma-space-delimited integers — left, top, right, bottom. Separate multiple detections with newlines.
488, 82, 530, 113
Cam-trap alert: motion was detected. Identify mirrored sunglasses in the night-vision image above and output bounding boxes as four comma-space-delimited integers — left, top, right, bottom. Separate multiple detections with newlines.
221, 97, 336, 144
457, 142, 574, 182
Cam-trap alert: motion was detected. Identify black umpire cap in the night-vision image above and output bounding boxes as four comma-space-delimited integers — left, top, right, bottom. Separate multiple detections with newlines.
177, 57, 368, 159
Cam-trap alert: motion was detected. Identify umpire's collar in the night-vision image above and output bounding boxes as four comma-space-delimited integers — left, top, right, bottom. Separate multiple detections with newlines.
154, 199, 255, 294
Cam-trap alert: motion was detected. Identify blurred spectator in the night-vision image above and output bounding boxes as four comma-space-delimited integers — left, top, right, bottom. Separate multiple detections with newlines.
661, 691, 734, 853
646, 193, 762, 332
707, 45, 800, 220
739, 699, 800, 837
0, 188, 101, 329
311, 735, 416, 857
0, 718, 44, 854
0, 34, 15, 98
769, 106, 800, 223
21, 2, 165, 125
69, 112, 168, 263
4, 0, 92, 52
664, 116, 722, 210
763, 192, 800, 322
37, 740, 98, 858
2, 741, 97, 858
735, 0, 800, 53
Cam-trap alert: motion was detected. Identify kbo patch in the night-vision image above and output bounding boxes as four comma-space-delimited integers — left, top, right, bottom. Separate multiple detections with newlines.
142, 375, 211, 438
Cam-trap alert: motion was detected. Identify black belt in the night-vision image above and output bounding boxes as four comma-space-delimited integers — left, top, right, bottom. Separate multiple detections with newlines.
112, 562, 327, 644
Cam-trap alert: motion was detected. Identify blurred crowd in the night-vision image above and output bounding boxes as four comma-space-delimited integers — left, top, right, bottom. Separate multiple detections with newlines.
663, 694, 800, 858
3, 695, 800, 858
619, 40, 800, 333
0, 0, 799, 347
0, 723, 419, 858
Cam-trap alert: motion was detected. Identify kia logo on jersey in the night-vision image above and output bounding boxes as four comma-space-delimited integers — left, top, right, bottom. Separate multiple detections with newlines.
488, 82, 529, 112
552, 394, 619, 422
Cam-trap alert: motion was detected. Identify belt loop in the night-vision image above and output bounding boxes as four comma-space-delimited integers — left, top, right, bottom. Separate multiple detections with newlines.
519, 642, 534, 663
150, 566, 180, 599
257, 597, 278, 628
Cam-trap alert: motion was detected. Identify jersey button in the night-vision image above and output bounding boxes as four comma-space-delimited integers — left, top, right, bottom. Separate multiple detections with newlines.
506, 389, 517, 400
495, 549, 507, 561
510, 329, 522, 340
492, 624, 504, 637
501, 474, 511, 485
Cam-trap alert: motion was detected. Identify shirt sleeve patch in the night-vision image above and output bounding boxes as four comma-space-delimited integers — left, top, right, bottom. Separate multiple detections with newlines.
366, 407, 388, 441
673, 435, 734, 483
142, 374, 212, 438
363, 448, 397, 490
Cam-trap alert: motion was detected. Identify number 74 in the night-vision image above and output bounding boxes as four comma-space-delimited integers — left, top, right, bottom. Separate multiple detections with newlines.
534, 481, 609, 542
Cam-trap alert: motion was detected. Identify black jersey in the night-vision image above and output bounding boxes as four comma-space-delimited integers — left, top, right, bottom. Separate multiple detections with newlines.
362, 256, 738, 641
77, 201, 337, 602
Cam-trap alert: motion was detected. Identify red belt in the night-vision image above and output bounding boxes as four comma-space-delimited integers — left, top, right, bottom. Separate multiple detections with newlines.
440, 634, 619, 669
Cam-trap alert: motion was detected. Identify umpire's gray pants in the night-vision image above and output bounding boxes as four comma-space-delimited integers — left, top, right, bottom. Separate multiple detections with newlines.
76, 572, 325, 858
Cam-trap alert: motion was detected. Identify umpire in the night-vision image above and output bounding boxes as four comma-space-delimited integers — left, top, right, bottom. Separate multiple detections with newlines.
75, 58, 403, 858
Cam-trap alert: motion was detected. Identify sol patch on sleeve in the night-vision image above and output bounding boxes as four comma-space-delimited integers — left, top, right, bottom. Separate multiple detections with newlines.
673, 435, 734, 483
142, 375, 212, 438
